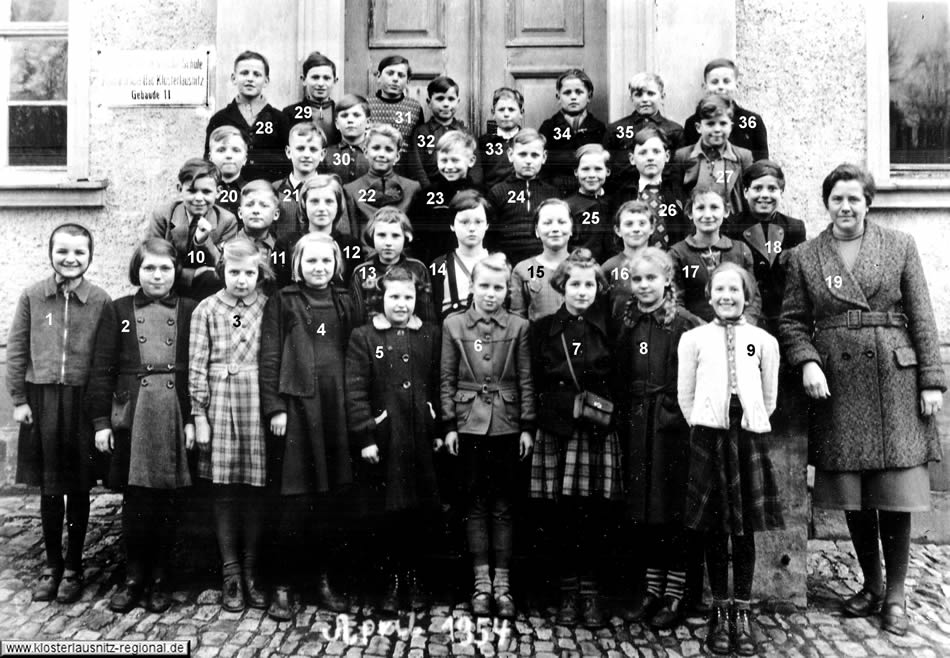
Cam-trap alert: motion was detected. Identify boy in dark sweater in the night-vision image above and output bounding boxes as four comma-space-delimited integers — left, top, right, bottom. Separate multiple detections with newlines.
486, 128, 559, 266
406, 76, 471, 187
477, 87, 523, 189
282, 51, 340, 146
205, 50, 290, 181
680, 58, 769, 161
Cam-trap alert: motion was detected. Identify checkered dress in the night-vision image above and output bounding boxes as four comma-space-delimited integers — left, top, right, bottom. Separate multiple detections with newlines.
530, 427, 622, 501
189, 291, 268, 486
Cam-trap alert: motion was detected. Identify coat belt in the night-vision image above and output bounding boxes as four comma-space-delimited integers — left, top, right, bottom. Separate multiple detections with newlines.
456, 381, 518, 395
815, 311, 907, 330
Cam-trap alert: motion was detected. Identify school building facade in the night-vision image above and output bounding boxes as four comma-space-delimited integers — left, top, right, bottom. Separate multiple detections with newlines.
1, 0, 949, 605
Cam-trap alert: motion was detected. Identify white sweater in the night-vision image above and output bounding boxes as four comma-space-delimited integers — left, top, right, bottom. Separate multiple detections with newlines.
677, 319, 779, 433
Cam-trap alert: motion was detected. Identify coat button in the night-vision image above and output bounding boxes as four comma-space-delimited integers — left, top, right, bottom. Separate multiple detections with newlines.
228, 364, 239, 375
483, 354, 491, 360
166, 381, 175, 389
165, 338, 174, 346
146, 364, 154, 372
402, 380, 411, 389
402, 354, 409, 362
166, 318, 175, 326
865, 350, 874, 358
842, 352, 851, 361
167, 364, 175, 371
139, 336, 147, 343
141, 378, 149, 387
137, 316, 145, 323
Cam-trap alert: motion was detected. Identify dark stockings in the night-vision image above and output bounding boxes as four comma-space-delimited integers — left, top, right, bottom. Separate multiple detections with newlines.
466, 494, 513, 568
122, 487, 177, 583
845, 509, 911, 604
40, 494, 90, 571
559, 498, 608, 584
212, 484, 265, 577
705, 531, 756, 602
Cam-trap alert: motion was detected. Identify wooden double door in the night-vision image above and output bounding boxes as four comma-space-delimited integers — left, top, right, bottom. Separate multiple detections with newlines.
345, 0, 608, 134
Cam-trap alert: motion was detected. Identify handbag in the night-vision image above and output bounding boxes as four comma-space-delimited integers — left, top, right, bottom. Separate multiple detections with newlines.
560, 334, 614, 429
110, 391, 132, 431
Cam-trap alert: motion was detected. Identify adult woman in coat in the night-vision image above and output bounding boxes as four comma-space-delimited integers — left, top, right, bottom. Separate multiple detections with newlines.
779, 164, 945, 636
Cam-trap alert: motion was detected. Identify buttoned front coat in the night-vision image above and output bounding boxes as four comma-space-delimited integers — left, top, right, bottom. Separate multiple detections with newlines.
779, 221, 946, 471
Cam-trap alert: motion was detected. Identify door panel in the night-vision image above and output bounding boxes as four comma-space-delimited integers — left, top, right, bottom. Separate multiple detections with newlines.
345, 0, 473, 126
344, 0, 607, 136
481, 0, 607, 134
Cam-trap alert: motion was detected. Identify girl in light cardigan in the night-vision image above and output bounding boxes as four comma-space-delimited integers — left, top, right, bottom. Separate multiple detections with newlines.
676, 262, 782, 657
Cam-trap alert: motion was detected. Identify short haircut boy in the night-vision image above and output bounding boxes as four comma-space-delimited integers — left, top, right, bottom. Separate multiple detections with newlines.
492, 87, 524, 110
695, 93, 733, 121
628, 72, 665, 95
366, 123, 404, 152
574, 142, 610, 165
629, 126, 671, 152
437, 130, 477, 154
377, 54, 412, 77
288, 122, 328, 147
742, 160, 786, 190
209, 125, 248, 148
428, 76, 460, 98
556, 68, 593, 94
240, 179, 279, 205
511, 128, 546, 149
234, 50, 269, 77
129, 237, 177, 285
178, 158, 221, 186
301, 51, 337, 78
363, 206, 414, 247
613, 199, 658, 228
335, 93, 371, 117
532, 198, 572, 225
703, 58, 738, 79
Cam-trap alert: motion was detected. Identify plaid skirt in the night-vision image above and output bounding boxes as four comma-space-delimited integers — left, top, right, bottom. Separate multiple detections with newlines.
684, 397, 784, 535
530, 427, 623, 501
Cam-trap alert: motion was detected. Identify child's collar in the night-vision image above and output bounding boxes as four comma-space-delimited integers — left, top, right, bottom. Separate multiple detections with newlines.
304, 97, 333, 109
236, 95, 267, 111
376, 90, 405, 103
496, 126, 519, 139
372, 313, 422, 331
637, 176, 662, 192
219, 289, 260, 307
578, 187, 605, 198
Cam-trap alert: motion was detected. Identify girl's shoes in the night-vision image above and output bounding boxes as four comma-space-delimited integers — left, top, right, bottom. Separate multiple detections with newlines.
493, 591, 516, 619
380, 572, 401, 615
881, 601, 908, 636
109, 580, 144, 613
650, 595, 684, 630
732, 606, 757, 656
222, 573, 245, 612
471, 591, 492, 616
557, 592, 578, 625
406, 570, 428, 612
33, 568, 62, 602
244, 570, 267, 609
56, 569, 83, 604
706, 604, 732, 655
147, 578, 172, 613
267, 585, 293, 621
317, 570, 349, 613
580, 592, 605, 628
623, 592, 660, 623
841, 587, 884, 617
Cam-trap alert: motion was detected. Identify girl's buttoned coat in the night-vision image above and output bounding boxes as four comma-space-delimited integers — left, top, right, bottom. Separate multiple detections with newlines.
85, 293, 196, 488
345, 315, 441, 512
779, 221, 946, 471
440, 307, 536, 436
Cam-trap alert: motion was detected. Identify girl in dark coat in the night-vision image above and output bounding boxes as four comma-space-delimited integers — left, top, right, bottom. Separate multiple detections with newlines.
8, 223, 111, 603
259, 232, 359, 620
529, 249, 622, 628
613, 247, 702, 630
345, 266, 441, 613
86, 238, 196, 613
780, 164, 946, 637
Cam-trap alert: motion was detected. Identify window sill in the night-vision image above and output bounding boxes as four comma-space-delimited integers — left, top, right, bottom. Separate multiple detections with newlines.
0, 178, 109, 208
873, 181, 950, 210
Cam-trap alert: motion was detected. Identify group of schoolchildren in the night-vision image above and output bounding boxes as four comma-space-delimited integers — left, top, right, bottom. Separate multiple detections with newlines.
6, 47, 812, 657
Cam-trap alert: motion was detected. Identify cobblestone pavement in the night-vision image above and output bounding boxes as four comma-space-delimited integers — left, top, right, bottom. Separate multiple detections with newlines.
1, 492, 949, 657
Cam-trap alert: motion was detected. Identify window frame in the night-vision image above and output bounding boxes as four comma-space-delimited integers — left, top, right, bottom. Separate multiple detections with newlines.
866, 0, 950, 208
0, 0, 103, 206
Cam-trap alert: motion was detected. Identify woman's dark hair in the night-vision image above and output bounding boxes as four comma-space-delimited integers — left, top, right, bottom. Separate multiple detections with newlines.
128, 238, 178, 286
821, 163, 875, 208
